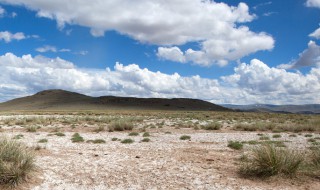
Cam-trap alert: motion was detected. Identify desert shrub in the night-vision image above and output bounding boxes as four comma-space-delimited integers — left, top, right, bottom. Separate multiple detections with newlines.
234, 124, 258, 131
308, 138, 317, 143
228, 141, 243, 150
259, 136, 270, 141
272, 134, 282, 138
71, 133, 84, 143
111, 138, 118, 141
202, 122, 221, 130
247, 140, 259, 145
87, 139, 106, 144
121, 139, 134, 144
109, 119, 134, 131
128, 132, 139, 136
142, 132, 150, 137
240, 144, 304, 177
180, 135, 191, 140
310, 147, 320, 166
305, 134, 313, 138
0, 138, 35, 186
38, 139, 48, 143
26, 126, 37, 132
93, 126, 105, 133
12, 134, 24, 140
141, 138, 151, 142
289, 134, 297, 137
55, 132, 65, 137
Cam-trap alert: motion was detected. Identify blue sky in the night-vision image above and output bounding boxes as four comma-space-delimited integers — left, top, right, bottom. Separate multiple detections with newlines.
0, 0, 319, 105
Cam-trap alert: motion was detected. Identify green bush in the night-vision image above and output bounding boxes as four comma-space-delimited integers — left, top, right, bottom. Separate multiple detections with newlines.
55, 132, 65, 137
228, 141, 243, 150
240, 144, 303, 177
38, 139, 48, 143
128, 132, 139, 136
121, 139, 134, 144
87, 139, 106, 144
142, 132, 150, 137
141, 138, 151, 142
0, 138, 35, 186
71, 133, 84, 143
272, 134, 282, 138
180, 135, 191, 140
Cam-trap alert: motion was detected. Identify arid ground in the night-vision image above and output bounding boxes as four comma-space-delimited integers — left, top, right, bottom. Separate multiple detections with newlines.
1, 111, 320, 190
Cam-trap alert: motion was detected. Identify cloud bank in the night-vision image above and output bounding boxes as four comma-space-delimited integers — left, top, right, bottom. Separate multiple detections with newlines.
0, 0, 274, 66
0, 52, 319, 105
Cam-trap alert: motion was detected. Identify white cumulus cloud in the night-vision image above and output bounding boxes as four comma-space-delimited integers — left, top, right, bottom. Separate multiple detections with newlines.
222, 59, 320, 104
0, 0, 274, 66
36, 45, 57, 53
310, 28, 320, 39
306, 0, 320, 8
0, 6, 4, 16
0, 31, 26, 43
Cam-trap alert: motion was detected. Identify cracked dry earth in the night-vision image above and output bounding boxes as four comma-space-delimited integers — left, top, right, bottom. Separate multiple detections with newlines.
2, 126, 320, 189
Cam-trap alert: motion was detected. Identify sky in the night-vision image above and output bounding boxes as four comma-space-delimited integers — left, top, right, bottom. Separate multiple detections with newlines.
0, 0, 319, 105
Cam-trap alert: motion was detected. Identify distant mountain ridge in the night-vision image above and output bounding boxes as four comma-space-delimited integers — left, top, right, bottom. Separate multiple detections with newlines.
0, 89, 230, 111
222, 104, 320, 114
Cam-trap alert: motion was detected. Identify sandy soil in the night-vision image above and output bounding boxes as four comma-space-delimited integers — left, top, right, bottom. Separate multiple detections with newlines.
2, 125, 320, 190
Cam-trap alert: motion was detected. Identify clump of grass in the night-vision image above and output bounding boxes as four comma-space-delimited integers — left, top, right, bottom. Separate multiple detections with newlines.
234, 124, 258, 131
55, 132, 65, 137
247, 140, 259, 145
128, 132, 139, 136
289, 134, 297, 137
141, 138, 151, 142
308, 138, 317, 143
111, 138, 118, 141
180, 135, 191, 140
164, 131, 172, 134
87, 139, 106, 144
310, 147, 320, 166
305, 134, 313, 138
202, 122, 221, 130
228, 141, 243, 150
12, 134, 24, 139
259, 136, 270, 141
239, 144, 304, 177
109, 119, 134, 131
272, 134, 282, 138
26, 126, 37, 132
93, 125, 105, 133
0, 138, 35, 186
142, 132, 150, 137
121, 138, 134, 144
71, 133, 84, 143
38, 139, 48, 143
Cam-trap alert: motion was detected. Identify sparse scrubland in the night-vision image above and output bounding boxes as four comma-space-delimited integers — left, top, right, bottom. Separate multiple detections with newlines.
0, 110, 320, 189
